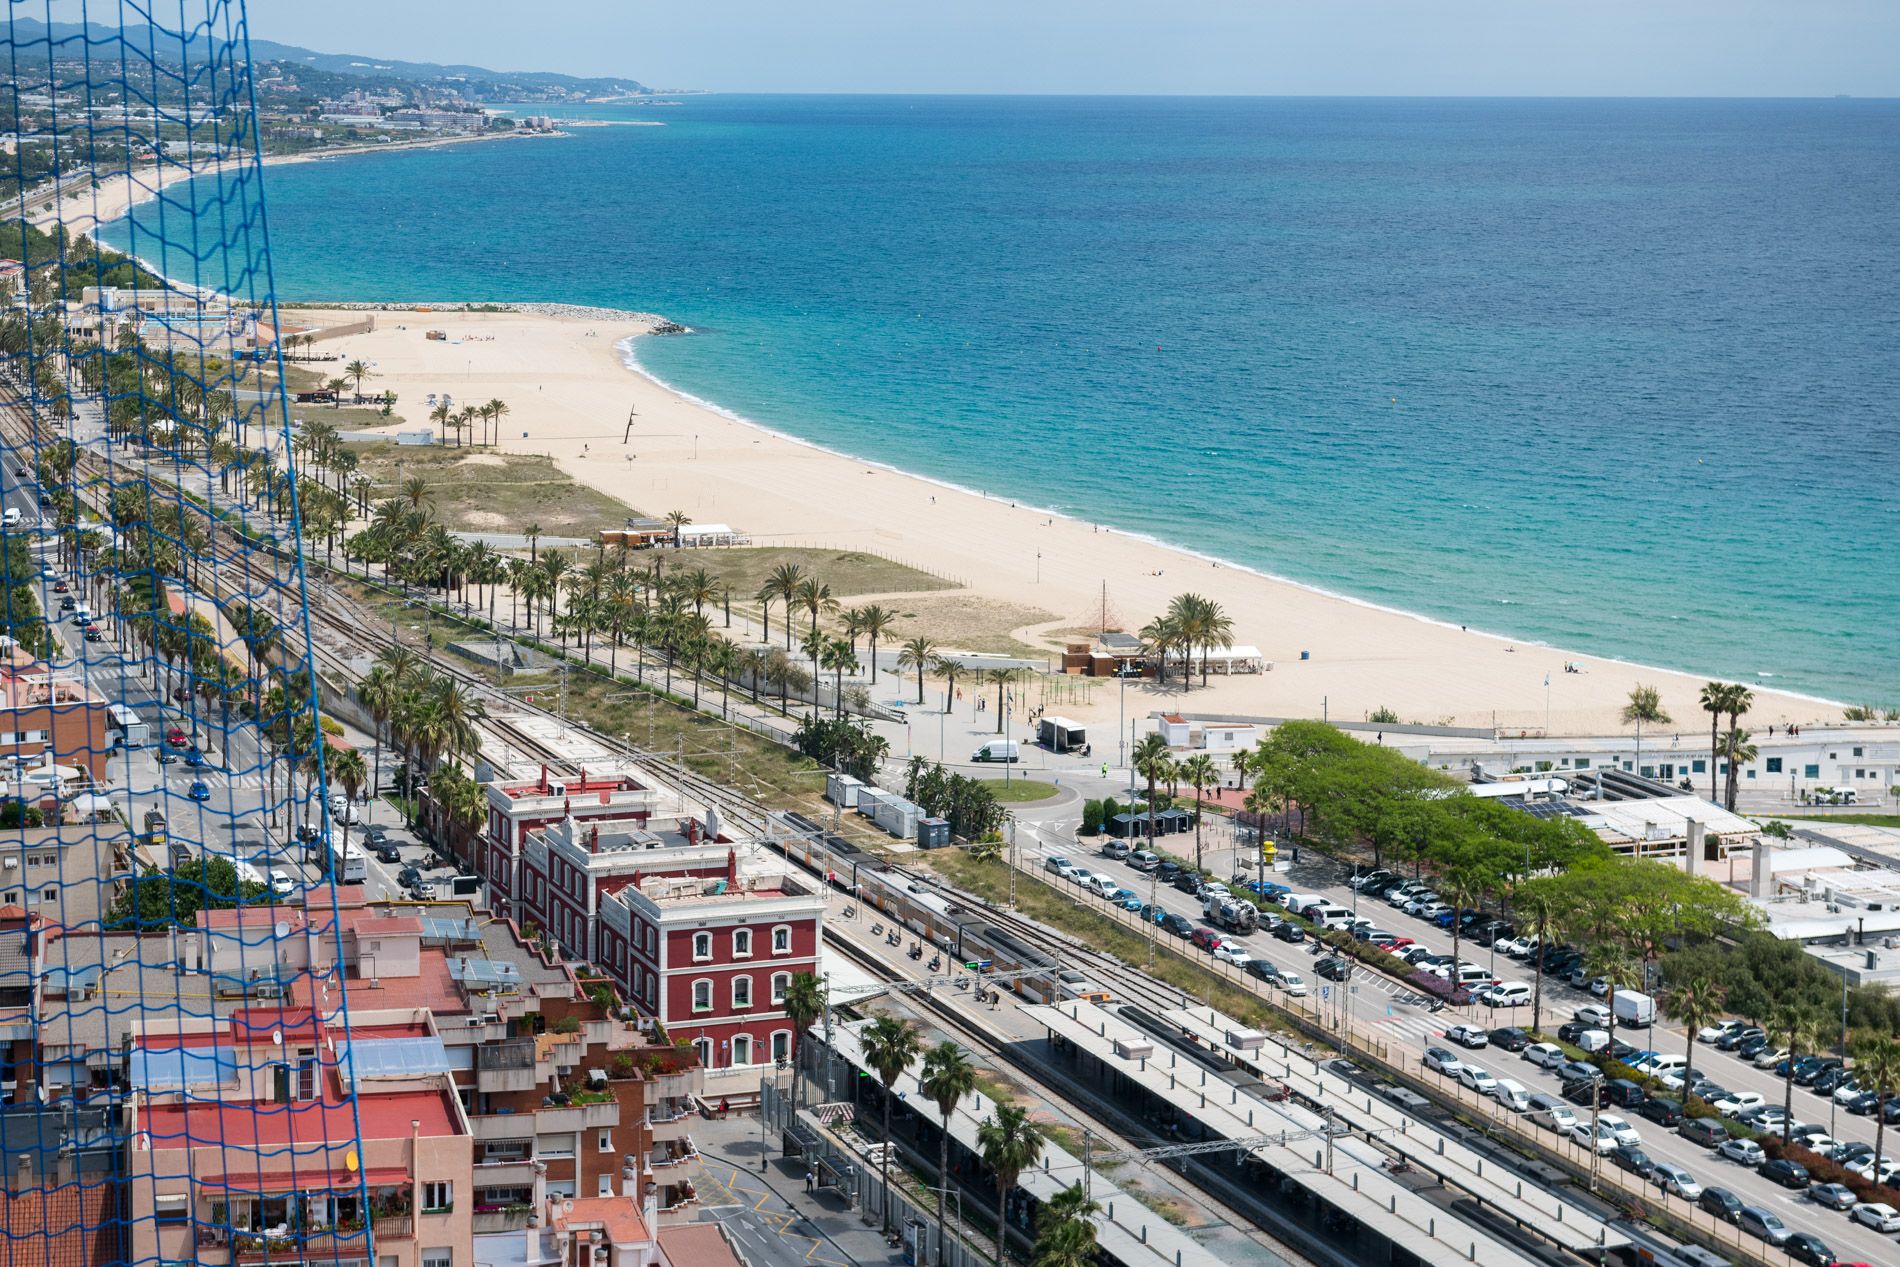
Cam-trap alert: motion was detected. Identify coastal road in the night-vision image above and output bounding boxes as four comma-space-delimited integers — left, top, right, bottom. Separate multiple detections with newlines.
992, 822, 1900, 1267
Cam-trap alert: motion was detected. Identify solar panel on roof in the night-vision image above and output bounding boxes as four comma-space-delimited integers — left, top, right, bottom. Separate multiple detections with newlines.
448, 958, 522, 986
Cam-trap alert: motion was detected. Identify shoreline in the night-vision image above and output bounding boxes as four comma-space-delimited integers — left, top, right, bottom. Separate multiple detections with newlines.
293, 303, 1842, 736
610, 333, 1849, 715
61, 145, 1851, 733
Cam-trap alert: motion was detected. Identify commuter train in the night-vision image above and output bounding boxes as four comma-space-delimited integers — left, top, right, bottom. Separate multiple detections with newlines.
767, 811, 1068, 1002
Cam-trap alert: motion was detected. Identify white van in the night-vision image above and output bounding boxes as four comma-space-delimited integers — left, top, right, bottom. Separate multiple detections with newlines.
1312, 905, 1353, 930
0, 507, 19, 528
1282, 893, 1326, 918
1084, 874, 1121, 900
1573, 1029, 1612, 1054
1492, 1078, 1532, 1113
971, 740, 1021, 763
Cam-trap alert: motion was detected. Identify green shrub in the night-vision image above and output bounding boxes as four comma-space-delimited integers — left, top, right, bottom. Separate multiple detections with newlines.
1080, 799, 1104, 836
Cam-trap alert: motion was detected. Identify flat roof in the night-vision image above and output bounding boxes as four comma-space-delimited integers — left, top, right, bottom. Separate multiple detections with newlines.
1029, 1002, 1620, 1262
1159, 1003, 1624, 1256
828, 1019, 1222, 1267
142, 1084, 460, 1144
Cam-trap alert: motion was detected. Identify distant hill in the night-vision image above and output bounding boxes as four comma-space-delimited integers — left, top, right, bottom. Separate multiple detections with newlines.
9, 18, 650, 97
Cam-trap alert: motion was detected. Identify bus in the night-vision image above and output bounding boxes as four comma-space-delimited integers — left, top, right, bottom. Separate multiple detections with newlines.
108, 704, 151, 749
328, 839, 366, 883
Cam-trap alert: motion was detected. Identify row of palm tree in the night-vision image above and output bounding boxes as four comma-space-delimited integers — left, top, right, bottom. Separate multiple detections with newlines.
356, 644, 488, 837
858, 1012, 1092, 1267
426, 395, 511, 448
1138, 592, 1234, 690
1624, 681, 1757, 810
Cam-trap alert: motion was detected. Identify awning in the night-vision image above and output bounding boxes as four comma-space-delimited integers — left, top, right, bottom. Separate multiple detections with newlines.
198, 1168, 411, 1192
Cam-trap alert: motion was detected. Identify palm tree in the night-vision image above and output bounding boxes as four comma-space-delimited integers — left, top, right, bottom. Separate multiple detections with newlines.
898, 636, 939, 705
485, 397, 509, 447
1621, 684, 1670, 778
1768, 1005, 1826, 1144
1698, 681, 1734, 802
524, 522, 543, 566
931, 654, 962, 714
989, 667, 1023, 736
858, 604, 899, 684
975, 1104, 1047, 1267
1032, 1184, 1101, 1267
754, 580, 778, 645
327, 746, 368, 859
795, 576, 838, 637
861, 1016, 923, 1233
1132, 732, 1171, 860
400, 475, 433, 512
767, 562, 805, 648
1851, 1034, 1900, 1177
1441, 866, 1487, 987
664, 509, 691, 548
1178, 753, 1217, 871
821, 637, 859, 718
781, 972, 828, 1115
1659, 975, 1725, 1098
920, 1042, 977, 1265
1721, 727, 1757, 812
1516, 887, 1561, 1036
345, 359, 371, 397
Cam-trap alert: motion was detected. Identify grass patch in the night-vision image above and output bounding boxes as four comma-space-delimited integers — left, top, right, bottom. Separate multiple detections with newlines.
1149, 1197, 1190, 1227
350, 441, 637, 535
652, 547, 955, 600
972, 1070, 1017, 1105
977, 779, 1060, 804
877, 593, 1057, 657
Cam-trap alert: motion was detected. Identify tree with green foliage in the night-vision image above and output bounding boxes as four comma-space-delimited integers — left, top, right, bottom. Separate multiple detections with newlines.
1660, 975, 1725, 1098
861, 1015, 923, 1233
781, 972, 827, 1115
1032, 1183, 1102, 1267
920, 1041, 978, 1266
108, 857, 266, 930
1851, 1033, 1900, 1178
976, 1104, 1048, 1267
1621, 683, 1670, 777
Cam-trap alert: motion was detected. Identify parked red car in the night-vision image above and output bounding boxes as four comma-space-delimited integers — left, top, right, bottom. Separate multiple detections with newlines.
1190, 927, 1224, 953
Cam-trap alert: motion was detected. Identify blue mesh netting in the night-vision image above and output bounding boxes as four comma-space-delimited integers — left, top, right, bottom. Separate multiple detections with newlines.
1, 5, 369, 1266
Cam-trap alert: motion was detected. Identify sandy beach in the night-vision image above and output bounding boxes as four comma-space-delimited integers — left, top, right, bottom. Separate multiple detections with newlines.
303, 306, 1838, 738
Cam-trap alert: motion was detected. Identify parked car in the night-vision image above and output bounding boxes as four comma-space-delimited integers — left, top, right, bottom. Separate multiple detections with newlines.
1481, 983, 1532, 1008
1527, 1094, 1577, 1133
1713, 1025, 1765, 1051
1271, 921, 1305, 943
1488, 1027, 1531, 1052
1247, 960, 1289, 988
1808, 1181, 1857, 1211
1521, 1042, 1566, 1070
1638, 1097, 1683, 1127
1422, 1047, 1464, 1076
1652, 1161, 1701, 1199
1758, 1158, 1809, 1189
1698, 1186, 1744, 1223
1212, 943, 1251, 967
1043, 855, 1076, 876
1598, 1114, 1641, 1147
1456, 1065, 1499, 1096
1567, 1120, 1619, 1154
373, 844, 401, 863
1100, 840, 1132, 861
1610, 1145, 1655, 1179
1160, 913, 1194, 939
1710, 1090, 1764, 1115
1698, 1019, 1747, 1045
1782, 1233, 1834, 1267
1851, 1201, 1900, 1232
1445, 1024, 1489, 1050
1314, 956, 1350, 981
1275, 971, 1308, 998
1736, 1206, 1792, 1247
1189, 927, 1224, 953
1491, 1078, 1531, 1113
1714, 1137, 1765, 1167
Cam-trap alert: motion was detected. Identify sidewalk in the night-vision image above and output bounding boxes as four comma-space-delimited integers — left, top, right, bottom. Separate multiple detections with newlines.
690, 1115, 908, 1267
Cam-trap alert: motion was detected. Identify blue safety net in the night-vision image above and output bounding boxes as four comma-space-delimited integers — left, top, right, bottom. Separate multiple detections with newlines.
0, 6, 368, 1267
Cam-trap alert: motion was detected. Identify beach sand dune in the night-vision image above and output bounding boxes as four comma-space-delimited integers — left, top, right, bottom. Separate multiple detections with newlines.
313, 307, 1838, 738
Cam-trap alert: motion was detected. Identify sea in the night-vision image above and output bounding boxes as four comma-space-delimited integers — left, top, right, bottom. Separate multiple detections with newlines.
106, 96, 1900, 705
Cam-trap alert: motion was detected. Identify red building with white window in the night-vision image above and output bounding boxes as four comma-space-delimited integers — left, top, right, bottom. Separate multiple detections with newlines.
593, 848, 823, 1074
482, 767, 667, 918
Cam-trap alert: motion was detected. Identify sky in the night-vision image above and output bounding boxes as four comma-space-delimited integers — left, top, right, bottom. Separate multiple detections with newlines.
66, 1, 1900, 96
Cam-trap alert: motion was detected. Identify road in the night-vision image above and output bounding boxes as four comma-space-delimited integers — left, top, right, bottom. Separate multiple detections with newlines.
996, 810, 1900, 1267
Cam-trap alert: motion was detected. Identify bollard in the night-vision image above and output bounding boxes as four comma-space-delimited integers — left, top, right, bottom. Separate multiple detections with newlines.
1352, 1173, 1358, 1191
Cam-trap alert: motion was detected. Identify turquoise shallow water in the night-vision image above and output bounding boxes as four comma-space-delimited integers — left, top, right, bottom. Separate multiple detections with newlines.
109, 96, 1900, 703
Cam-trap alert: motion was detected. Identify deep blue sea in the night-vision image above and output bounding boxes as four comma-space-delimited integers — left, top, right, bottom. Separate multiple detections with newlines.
109, 96, 1900, 704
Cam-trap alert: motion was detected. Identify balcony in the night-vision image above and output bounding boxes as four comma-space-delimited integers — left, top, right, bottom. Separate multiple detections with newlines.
472, 1111, 536, 1140
477, 1066, 537, 1094
646, 1104, 696, 1143
532, 1100, 620, 1133
372, 1216, 414, 1243
472, 1158, 537, 1187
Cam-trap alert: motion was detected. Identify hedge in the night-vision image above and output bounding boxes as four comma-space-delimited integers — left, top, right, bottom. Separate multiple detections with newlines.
1761, 1133, 1900, 1206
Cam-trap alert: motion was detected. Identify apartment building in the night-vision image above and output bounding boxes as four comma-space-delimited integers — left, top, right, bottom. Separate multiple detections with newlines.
125, 1005, 473, 1267
482, 768, 661, 914
0, 824, 133, 921
595, 848, 824, 1076
0, 653, 112, 780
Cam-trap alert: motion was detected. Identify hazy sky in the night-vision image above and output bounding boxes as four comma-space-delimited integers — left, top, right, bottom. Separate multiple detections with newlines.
107, 1, 1900, 95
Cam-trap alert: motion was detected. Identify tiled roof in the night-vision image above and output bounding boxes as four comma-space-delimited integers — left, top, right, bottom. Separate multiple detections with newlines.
0, 1184, 114, 1267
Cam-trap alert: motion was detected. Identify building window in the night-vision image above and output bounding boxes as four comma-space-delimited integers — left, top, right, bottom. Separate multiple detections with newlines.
771, 925, 792, 955
422, 1182, 453, 1214
598, 1174, 613, 1197
733, 975, 753, 1009
1746, 769, 1756, 779
772, 1031, 792, 1064
1690, 759, 1705, 774
693, 932, 712, 961
1574, 758, 1590, 770
598, 1130, 613, 1153
692, 979, 713, 1012
733, 1034, 752, 1065
422, 1251, 453, 1267
772, 972, 791, 1004
733, 929, 752, 958
1853, 747, 1864, 758
154, 1194, 188, 1225
1766, 758, 1783, 773
1805, 764, 1820, 778
39, 888, 56, 903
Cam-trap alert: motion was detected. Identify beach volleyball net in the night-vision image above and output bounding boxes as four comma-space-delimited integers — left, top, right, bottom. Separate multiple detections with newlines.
1, 6, 371, 1267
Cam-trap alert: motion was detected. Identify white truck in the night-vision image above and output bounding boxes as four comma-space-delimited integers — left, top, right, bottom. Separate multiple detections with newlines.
971, 740, 1021, 764
1612, 989, 1656, 1028
1204, 893, 1259, 934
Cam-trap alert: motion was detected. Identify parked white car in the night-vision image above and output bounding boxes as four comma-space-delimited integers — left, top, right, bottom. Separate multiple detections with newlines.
1211, 943, 1251, 967
1710, 1091, 1764, 1115
1715, 1137, 1766, 1166
1568, 1120, 1619, 1154
1491, 1078, 1531, 1113
1698, 1019, 1746, 1044
1456, 1066, 1499, 1096
1522, 1042, 1566, 1070
1482, 983, 1532, 1008
1598, 1114, 1641, 1148
1852, 1202, 1900, 1233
